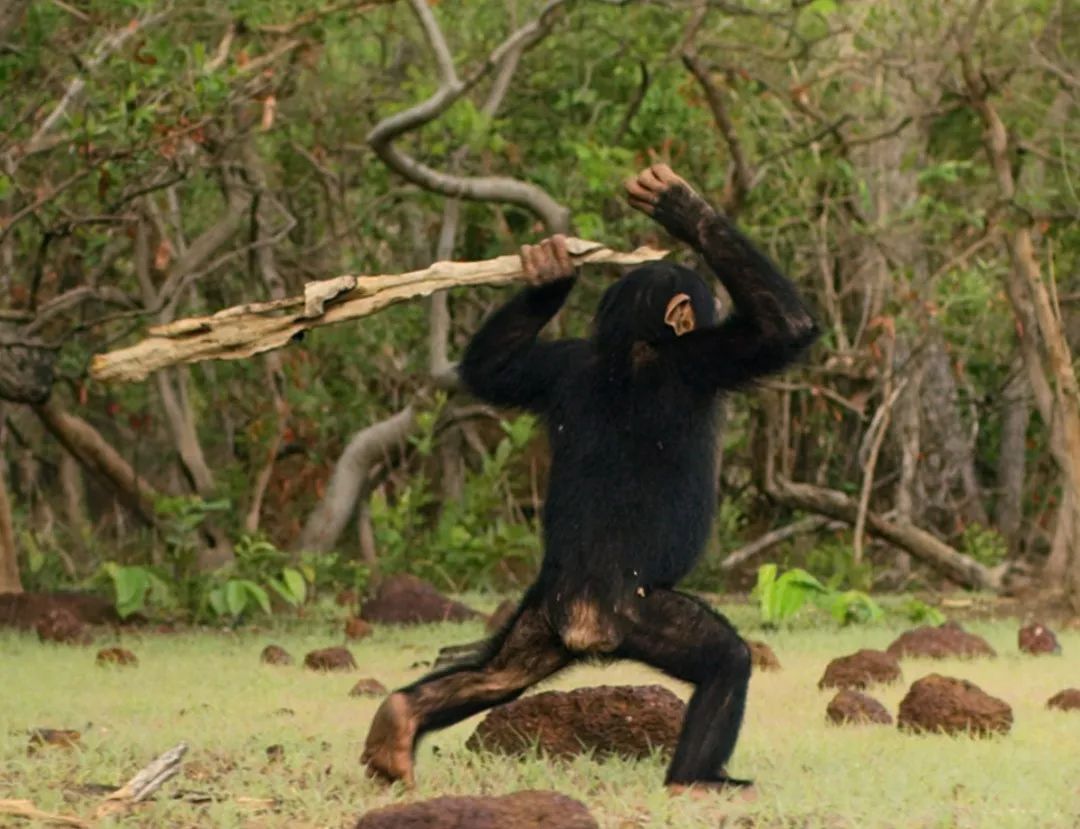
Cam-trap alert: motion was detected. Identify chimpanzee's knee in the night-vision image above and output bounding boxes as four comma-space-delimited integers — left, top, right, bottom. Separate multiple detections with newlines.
696, 631, 751, 685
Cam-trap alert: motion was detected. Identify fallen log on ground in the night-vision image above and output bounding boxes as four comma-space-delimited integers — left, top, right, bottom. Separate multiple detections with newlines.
766, 476, 1005, 592
90, 238, 666, 383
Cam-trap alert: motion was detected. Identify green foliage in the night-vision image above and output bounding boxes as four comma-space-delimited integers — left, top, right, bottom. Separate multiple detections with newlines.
960, 524, 1008, 567
901, 597, 947, 626
805, 539, 874, 592
754, 564, 829, 626
100, 563, 174, 619
753, 563, 882, 628
155, 495, 230, 576
372, 413, 541, 590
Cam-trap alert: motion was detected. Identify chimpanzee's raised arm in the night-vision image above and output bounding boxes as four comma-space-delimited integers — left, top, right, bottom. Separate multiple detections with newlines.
459, 236, 587, 412
626, 164, 818, 390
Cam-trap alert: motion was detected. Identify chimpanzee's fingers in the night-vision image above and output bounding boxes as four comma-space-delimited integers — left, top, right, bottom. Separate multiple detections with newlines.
521, 244, 538, 282
639, 166, 666, 193
650, 163, 685, 187
627, 194, 656, 215
551, 234, 573, 275
535, 244, 553, 282
535, 238, 555, 281
625, 178, 658, 205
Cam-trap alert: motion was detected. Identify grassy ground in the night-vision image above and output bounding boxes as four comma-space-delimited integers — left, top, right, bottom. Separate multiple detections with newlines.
2, 600, 1078, 828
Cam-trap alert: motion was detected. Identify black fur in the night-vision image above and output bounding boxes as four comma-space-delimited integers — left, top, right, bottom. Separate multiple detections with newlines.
403, 181, 817, 785
460, 185, 817, 638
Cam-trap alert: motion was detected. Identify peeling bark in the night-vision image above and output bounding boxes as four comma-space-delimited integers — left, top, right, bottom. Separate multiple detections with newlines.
90, 240, 664, 383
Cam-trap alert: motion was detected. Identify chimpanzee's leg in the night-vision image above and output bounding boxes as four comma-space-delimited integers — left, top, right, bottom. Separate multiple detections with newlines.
362, 594, 571, 785
614, 588, 752, 787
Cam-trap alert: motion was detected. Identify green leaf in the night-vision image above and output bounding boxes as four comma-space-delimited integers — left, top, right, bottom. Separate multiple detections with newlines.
282, 567, 307, 604
242, 581, 272, 615
225, 580, 247, 617
208, 587, 228, 617
111, 566, 150, 619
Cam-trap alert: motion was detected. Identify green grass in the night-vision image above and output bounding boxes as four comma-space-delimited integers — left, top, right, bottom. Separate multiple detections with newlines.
1, 603, 1078, 828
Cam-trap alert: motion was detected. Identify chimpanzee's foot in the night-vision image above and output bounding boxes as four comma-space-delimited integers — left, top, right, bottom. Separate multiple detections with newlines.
361, 692, 418, 786
667, 774, 757, 802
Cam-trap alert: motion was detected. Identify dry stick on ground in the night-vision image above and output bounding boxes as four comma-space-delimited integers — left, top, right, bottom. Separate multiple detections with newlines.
0, 743, 187, 826
90, 239, 666, 383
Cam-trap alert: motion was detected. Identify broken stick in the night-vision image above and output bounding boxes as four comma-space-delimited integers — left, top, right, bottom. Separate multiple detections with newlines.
90, 238, 667, 383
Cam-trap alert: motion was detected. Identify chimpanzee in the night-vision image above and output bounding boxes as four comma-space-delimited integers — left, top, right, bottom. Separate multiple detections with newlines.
362, 164, 818, 791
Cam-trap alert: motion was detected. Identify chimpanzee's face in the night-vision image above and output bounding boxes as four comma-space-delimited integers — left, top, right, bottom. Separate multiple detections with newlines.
593, 262, 717, 354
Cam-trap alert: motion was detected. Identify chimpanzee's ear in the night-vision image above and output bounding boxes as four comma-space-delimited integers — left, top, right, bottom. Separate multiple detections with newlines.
664, 293, 696, 336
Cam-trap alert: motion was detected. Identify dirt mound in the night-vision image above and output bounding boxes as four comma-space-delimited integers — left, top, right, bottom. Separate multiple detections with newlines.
345, 616, 373, 640
360, 574, 481, 625
748, 639, 781, 671
260, 644, 293, 666
304, 646, 356, 671
826, 689, 893, 725
1046, 689, 1080, 711
818, 649, 902, 690
886, 622, 996, 660
355, 790, 598, 829
1018, 622, 1060, 655
36, 608, 91, 645
349, 678, 388, 697
897, 674, 1012, 736
486, 599, 518, 632
96, 647, 137, 667
336, 588, 359, 608
467, 685, 684, 760
0, 591, 117, 629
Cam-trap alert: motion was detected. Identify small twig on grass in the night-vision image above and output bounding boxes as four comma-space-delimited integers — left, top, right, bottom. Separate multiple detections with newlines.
0, 799, 89, 828
0, 743, 187, 826
98, 742, 188, 808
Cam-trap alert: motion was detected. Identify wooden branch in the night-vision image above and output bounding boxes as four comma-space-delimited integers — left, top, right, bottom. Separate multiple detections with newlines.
682, 53, 753, 216
719, 515, 835, 571
767, 476, 1004, 591
367, 0, 572, 231
33, 400, 160, 524
90, 238, 666, 383
97, 743, 187, 811
295, 405, 416, 553
0, 742, 187, 826
0, 799, 87, 828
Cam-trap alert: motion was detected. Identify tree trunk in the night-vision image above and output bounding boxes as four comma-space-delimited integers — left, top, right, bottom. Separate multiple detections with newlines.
0, 457, 22, 593
767, 476, 1003, 591
33, 399, 159, 525
892, 339, 925, 578
294, 406, 416, 554
994, 362, 1030, 550
959, 36, 1080, 610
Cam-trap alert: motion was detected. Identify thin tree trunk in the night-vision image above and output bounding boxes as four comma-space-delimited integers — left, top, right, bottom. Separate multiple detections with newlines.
33, 399, 159, 526
295, 406, 416, 554
0, 457, 22, 593
994, 362, 1030, 549
958, 38, 1080, 608
892, 340, 925, 578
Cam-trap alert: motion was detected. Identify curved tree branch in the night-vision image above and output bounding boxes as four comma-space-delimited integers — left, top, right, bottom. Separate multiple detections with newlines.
367, 0, 573, 232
